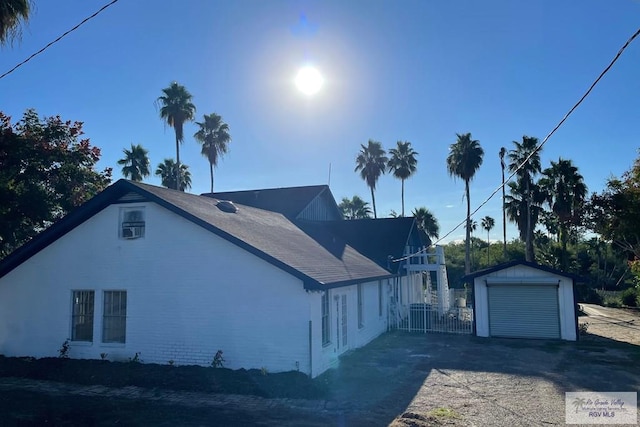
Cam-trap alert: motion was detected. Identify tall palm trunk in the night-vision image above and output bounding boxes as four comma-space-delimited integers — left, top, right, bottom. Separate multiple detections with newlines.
501, 164, 507, 258
560, 224, 569, 271
464, 179, 471, 275
525, 178, 533, 262
487, 229, 491, 264
370, 186, 377, 219
175, 135, 181, 191
209, 161, 214, 193
401, 179, 405, 217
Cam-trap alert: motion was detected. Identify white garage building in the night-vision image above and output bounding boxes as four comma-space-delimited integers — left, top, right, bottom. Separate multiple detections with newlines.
466, 261, 579, 341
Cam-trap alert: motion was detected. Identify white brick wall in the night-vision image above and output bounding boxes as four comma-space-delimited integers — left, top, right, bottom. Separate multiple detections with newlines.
311, 279, 389, 377
0, 202, 312, 374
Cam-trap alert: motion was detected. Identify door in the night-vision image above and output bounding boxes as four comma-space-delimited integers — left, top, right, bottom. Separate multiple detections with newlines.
488, 284, 560, 339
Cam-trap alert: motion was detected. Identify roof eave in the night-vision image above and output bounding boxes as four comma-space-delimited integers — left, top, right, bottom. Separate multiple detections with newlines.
303, 273, 396, 291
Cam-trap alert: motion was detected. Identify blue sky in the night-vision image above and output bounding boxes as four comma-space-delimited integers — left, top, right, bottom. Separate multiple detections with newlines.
2, 1, 639, 243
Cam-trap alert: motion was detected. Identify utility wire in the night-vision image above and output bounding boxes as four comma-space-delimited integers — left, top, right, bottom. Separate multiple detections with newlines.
0, 0, 120, 81
393, 26, 640, 264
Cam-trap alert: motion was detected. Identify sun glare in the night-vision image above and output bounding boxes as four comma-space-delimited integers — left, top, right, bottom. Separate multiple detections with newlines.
295, 66, 324, 96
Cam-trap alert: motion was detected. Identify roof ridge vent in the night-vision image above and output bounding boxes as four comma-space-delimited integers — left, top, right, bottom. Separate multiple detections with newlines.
217, 200, 238, 213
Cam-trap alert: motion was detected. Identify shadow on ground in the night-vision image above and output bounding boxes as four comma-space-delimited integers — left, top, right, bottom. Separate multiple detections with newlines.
315, 331, 640, 426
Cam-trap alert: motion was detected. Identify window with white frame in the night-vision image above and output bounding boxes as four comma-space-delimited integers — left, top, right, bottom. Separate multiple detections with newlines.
103, 291, 127, 343
321, 291, 330, 345
357, 284, 364, 328
120, 207, 145, 239
71, 290, 95, 342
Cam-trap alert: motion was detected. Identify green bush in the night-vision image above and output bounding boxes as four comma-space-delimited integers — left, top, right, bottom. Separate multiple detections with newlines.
575, 285, 603, 305
621, 287, 639, 307
603, 295, 622, 308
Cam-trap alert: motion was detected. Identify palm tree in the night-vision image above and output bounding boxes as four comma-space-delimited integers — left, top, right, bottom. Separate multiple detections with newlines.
194, 113, 231, 193
505, 178, 545, 257
508, 136, 542, 262
339, 195, 372, 219
155, 159, 192, 191
388, 141, 418, 216
117, 144, 150, 182
157, 82, 196, 191
355, 140, 388, 218
412, 207, 440, 241
481, 216, 495, 264
499, 147, 508, 258
0, 0, 30, 46
446, 133, 484, 275
539, 158, 587, 270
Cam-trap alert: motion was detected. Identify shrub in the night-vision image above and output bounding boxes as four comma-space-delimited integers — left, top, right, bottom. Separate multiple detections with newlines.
58, 339, 70, 359
211, 350, 225, 368
621, 287, 639, 307
603, 295, 622, 308
576, 284, 603, 305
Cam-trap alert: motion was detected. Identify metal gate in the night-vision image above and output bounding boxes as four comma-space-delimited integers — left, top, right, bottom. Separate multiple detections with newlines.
389, 274, 474, 335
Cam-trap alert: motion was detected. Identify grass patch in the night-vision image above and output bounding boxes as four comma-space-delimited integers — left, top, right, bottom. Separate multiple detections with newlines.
427, 407, 461, 419
0, 356, 328, 399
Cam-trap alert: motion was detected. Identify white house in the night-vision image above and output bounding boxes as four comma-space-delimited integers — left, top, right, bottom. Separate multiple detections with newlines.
0, 180, 429, 377
466, 261, 579, 341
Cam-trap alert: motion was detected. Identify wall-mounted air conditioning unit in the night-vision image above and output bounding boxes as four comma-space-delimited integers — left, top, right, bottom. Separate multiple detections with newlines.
122, 226, 143, 239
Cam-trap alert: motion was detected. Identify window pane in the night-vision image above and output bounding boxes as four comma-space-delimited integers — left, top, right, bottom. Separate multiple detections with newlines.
103, 291, 127, 343
72, 291, 94, 342
321, 291, 330, 345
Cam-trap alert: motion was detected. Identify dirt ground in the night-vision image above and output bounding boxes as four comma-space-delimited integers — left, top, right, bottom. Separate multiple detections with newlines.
1, 306, 639, 426
579, 303, 640, 345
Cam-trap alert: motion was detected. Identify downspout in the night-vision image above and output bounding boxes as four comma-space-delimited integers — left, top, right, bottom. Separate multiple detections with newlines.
308, 320, 313, 376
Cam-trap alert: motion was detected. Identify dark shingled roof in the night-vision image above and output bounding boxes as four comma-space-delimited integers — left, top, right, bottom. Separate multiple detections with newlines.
202, 185, 338, 219
0, 180, 392, 288
324, 218, 430, 274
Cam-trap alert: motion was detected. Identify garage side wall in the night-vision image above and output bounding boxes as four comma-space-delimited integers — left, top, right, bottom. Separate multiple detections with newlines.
473, 265, 576, 341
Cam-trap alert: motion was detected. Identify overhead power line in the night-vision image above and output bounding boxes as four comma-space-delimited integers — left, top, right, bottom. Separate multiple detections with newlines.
394, 25, 640, 264
0, 0, 120, 81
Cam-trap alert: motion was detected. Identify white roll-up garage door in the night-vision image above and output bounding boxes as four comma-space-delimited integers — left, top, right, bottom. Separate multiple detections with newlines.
488, 284, 560, 339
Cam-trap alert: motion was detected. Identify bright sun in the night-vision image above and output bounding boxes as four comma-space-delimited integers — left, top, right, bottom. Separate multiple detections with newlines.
295, 66, 324, 96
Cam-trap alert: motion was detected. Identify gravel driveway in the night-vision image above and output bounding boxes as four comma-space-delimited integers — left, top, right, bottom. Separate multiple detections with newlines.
2, 310, 639, 426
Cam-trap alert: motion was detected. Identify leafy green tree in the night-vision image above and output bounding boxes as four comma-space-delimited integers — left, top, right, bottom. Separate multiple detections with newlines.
194, 113, 231, 193
499, 146, 508, 258
339, 195, 372, 219
0, 0, 30, 46
412, 207, 440, 241
508, 136, 542, 262
481, 215, 495, 264
355, 140, 388, 218
157, 82, 196, 191
587, 151, 640, 259
0, 109, 112, 258
155, 159, 192, 191
117, 144, 150, 182
539, 209, 559, 241
388, 141, 418, 217
539, 158, 587, 270
446, 132, 484, 275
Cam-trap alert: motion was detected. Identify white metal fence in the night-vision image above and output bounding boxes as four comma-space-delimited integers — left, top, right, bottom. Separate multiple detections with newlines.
390, 278, 474, 335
